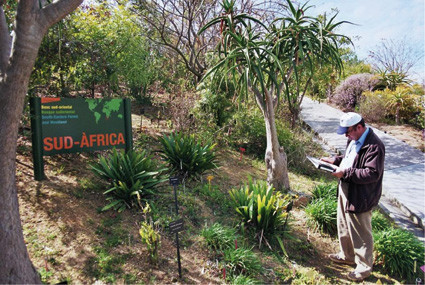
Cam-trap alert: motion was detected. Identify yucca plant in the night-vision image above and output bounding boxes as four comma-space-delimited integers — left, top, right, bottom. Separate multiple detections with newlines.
304, 197, 337, 235
373, 228, 425, 281
223, 247, 262, 276
229, 178, 292, 235
157, 132, 218, 180
91, 148, 166, 212
201, 223, 237, 252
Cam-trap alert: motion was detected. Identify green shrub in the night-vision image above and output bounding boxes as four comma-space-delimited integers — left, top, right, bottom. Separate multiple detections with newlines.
357, 90, 388, 123
158, 132, 219, 180
91, 148, 165, 212
223, 247, 262, 276
311, 182, 338, 201
371, 210, 393, 232
139, 221, 161, 264
373, 228, 425, 281
305, 198, 337, 235
229, 178, 292, 235
229, 108, 321, 174
385, 86, 422, 124
201, 223, 237, 252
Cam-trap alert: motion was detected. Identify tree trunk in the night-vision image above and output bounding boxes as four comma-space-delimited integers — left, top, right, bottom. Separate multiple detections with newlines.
262, 93, 290, 192
0, 37, 43, 284
0, 1, 83, 282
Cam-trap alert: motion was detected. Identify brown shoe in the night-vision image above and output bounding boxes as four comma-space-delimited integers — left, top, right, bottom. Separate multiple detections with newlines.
347, 271, 370, 282
328, 253, 355, 266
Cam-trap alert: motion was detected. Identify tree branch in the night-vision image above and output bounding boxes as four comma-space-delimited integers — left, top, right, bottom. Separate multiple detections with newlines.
39, 0, 83, 32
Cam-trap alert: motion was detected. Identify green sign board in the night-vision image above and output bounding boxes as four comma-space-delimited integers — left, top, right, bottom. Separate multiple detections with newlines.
30, 97, 133, 180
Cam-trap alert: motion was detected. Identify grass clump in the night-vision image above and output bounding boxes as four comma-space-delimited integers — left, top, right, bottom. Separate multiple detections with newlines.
305, 182, 338, 235
223, 247, 262, 277
373, 227, 425, 281
201, 223, 237, 252
371, 210, 393, 232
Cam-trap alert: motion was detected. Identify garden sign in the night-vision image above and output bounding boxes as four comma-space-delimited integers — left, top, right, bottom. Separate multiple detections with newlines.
30, 97, 133, 181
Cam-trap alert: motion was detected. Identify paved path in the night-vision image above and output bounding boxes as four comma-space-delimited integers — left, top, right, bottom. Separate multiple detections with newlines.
300, 97, 425, 241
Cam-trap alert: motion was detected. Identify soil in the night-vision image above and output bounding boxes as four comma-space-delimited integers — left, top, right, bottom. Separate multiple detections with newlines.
14, 95, 420, 284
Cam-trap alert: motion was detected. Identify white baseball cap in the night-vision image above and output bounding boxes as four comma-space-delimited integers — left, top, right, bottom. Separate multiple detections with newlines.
337, 112, 362, 135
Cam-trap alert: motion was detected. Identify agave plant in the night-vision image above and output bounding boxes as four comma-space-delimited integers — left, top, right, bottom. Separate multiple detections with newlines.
91, 148, 166, 212
229, 178, 292, 235
157, 132, 219, 180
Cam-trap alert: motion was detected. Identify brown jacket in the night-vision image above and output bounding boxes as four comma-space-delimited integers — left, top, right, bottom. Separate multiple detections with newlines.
334, 128, 385, 213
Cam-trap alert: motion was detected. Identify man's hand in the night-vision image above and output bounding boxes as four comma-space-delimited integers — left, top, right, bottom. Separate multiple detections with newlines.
331, 167, 344, 178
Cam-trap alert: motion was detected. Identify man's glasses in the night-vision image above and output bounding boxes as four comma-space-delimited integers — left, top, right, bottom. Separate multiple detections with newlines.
345, 125, 357, 135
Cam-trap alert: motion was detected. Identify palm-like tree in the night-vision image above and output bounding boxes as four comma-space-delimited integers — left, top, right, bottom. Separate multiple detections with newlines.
199, 0, 350, 191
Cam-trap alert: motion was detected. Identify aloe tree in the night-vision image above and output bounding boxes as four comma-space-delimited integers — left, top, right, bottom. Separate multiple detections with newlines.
199, 0, 350, 191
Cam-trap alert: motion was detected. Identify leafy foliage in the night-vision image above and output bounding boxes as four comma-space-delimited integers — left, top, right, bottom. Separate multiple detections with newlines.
331, 73, 379, 110
139, 221, 161, 264
373, 228, 425, 281
357, 90, 388, 123
201, 223, 237, 252
371, 210, 393, 232
305, 189, 337, 235
229, 108, 321, 173
358, 86, 424, 125
229, 178, 292, 235
157, 132, 219, 180
311, 182, 338, 201
30, 4, 161, 98
223, 247, 262, 277
91, 149, 165, 212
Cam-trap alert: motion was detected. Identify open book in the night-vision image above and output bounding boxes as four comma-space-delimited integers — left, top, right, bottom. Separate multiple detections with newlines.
306, 156, 337, 173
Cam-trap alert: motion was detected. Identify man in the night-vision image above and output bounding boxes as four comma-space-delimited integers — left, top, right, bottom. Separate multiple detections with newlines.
321, 112, 385, 282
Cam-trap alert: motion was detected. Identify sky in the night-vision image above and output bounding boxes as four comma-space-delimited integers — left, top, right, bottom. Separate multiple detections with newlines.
306, 0, 425, 83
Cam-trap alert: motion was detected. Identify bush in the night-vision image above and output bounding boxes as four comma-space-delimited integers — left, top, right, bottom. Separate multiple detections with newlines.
332, 73, 379, 110
223, 247, 262, 276
201, 223, 237, 252
229, 178, 292, 235
371, 210, 393, 232
385, 86, 422, 124
305, 197, 337, 235
91, 149, 165, 212
230, 108, 321, 173
373, 228, 425, 281
157, 132, 219, 181
357, 90, 388, 123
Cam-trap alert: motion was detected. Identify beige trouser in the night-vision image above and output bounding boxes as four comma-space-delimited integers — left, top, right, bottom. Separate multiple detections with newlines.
337, 181, 373, 276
